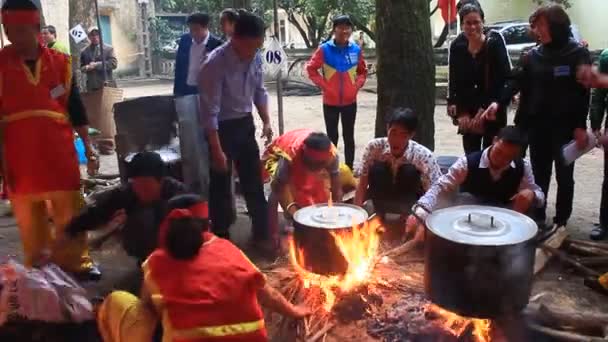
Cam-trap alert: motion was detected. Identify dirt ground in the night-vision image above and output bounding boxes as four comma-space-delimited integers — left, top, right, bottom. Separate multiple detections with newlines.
0, 80, 606, 340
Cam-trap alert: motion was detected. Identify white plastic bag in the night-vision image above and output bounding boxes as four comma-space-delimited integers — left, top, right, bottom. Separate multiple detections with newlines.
0, 258, 94, 325
0, 259, 64, 325
41, 264, 94, 323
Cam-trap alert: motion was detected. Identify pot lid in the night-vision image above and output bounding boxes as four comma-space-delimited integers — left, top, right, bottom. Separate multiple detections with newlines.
425, 205, 538, 246
293, 203, 368, 229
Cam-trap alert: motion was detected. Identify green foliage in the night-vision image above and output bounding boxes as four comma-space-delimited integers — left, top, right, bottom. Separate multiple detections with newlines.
278, 0, 375, 48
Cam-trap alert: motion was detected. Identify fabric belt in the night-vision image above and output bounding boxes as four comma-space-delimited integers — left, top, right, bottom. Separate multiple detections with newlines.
172, 319, 264, 339
2, 110, 68, 123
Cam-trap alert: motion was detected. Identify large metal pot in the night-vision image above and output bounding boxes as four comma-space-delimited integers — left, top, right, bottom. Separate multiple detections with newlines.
293, 203, 368, 276
422, 205, 538, 319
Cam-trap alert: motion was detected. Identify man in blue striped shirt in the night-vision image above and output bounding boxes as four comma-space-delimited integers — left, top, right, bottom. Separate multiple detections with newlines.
199, 10, 273, 249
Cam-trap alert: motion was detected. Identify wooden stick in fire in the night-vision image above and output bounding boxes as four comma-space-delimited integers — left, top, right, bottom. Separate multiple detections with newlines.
577, 256, 608, 267
540, 245, 601, 277
306, 322, 336, 342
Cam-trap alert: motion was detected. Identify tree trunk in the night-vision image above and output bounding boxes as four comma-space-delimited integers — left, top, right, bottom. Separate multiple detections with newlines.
375, 0, 436, 150
69, 0, 97, 88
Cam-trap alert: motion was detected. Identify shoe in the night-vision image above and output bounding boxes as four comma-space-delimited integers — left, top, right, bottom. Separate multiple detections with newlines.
590, 227, 608, 241
584, 276, 608, 295
74, 264, 102, 282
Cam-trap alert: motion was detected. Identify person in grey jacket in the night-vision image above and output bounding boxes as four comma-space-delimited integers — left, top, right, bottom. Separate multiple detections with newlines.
80, 27, 118, 92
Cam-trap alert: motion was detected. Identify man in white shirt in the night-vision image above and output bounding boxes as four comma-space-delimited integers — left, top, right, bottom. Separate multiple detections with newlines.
355, 108, 442, 218
409, 126, 545, 240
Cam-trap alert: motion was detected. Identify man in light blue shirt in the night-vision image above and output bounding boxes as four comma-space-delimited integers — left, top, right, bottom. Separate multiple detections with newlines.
199, 10, 273, 248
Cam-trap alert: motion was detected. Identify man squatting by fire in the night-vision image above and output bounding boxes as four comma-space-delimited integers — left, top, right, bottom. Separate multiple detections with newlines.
0, 0, 100, 279
264, 129, 357, 241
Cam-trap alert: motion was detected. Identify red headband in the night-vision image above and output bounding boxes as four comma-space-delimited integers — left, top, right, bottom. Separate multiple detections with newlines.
157, 203, 210, 248
1, 10, 41, 25
302, 145, 334, 162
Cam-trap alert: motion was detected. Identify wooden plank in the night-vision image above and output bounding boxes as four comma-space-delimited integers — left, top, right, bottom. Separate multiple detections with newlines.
534, 227, 568, 275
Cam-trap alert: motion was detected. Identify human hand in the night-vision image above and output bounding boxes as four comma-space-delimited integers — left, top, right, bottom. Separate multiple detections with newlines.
447, 105, 457, 118
211, 149, 228, 172
405, 214, 425, 242
32, 249, 52, 268
482, 102, 499, 121
289, 304, 313, 319
577, 65, 596, 88
86, 151, 100, 176
511, 189, 535, 214
261, 122, 273, 146
574, 128, 589, 150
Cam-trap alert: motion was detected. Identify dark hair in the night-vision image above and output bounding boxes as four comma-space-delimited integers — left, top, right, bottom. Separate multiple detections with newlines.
167, 194, 211, 232
42, 25, 57, 36
456, 0, 481, 12
459, 3, 485, 23
496, 126, 528, 146
530, 4, 571, 45
187, 13, 210, 28
303, 132, 332, 151
387, 108, 418, 131
332, 15, 353, 29
1, 0, 38, 11
220, 8, 239, 24
127, 151, 166, 179
234, 10, 265, 38
166, 217, 204, 260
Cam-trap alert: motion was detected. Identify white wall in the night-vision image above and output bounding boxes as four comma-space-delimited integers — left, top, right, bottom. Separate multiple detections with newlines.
40, 0, 70, 47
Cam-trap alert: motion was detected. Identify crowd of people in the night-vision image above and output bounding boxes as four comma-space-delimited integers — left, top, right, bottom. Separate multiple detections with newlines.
2, 0, 608, 340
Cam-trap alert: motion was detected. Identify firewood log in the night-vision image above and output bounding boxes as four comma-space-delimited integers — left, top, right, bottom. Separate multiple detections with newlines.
524, 303, 608, 331
540, 245, 601, 277
577, 256, 608, 267
566, 238, 608, 251
568, 243, 608, 257
527, 322, 607, 342
534, 227, 568, 275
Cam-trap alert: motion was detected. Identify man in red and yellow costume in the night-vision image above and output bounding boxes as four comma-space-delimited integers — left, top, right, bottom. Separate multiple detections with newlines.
264, 129, 357, 242
0, 0, 100, 279
98, 194, 310, 342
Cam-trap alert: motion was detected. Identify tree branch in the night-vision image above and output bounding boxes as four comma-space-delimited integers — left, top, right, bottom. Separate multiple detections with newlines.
286, 12, 313, 48
350, 15, 376, 42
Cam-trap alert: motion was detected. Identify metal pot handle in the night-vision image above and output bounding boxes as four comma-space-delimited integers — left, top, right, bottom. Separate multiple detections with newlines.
411, 203, 431, 224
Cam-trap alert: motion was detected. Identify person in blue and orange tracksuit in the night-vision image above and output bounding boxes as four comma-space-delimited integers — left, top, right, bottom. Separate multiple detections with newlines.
306, 15, 367, 170
0, 0, 100, 279
97, 194, 311, 342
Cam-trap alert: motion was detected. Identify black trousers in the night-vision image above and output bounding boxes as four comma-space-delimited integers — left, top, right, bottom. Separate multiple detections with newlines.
368, 161, 422, 214
208, 116, 268, 240
600, 147, 608, 227
529, 128, 575, 226
323, 103, 357, 169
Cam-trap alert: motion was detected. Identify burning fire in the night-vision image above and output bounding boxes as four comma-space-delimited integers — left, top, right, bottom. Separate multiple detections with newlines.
288, 217, 382, 311
426, 304, 492, 342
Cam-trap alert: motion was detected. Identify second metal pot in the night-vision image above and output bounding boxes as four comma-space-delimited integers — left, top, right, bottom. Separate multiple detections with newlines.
292, 203, 368, 276
422, 205, 538, 319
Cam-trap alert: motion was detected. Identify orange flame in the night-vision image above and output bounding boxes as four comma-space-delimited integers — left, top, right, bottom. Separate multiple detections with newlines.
426, 304, 492, 342
289, 217, 382, 311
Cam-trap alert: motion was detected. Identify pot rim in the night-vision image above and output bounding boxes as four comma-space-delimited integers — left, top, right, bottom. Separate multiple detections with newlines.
293, 203, 368, 229
425, 205, 538, 246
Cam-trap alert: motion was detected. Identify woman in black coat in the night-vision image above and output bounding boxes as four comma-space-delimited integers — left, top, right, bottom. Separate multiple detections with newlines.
447, 4, 511, 154
487, 4, 591, 229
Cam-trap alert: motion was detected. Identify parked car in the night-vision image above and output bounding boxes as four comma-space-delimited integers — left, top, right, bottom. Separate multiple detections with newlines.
486, 20, 584, 54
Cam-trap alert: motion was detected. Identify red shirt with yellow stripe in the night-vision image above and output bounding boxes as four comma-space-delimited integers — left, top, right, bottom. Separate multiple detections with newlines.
143, 232, 267, 342
0, 44, 82, 195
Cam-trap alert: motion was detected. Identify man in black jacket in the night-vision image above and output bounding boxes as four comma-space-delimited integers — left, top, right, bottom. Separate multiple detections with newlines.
59, 152, 188, 265
173, 13, 223, 97
484, 4, 590, 229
